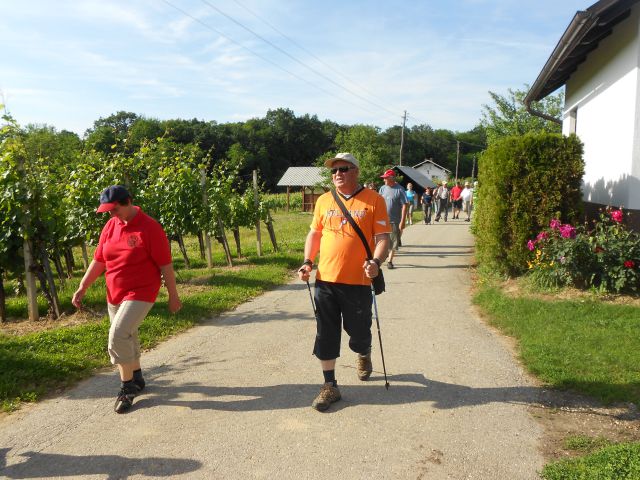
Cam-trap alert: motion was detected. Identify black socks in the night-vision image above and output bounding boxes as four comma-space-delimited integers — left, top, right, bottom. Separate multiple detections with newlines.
323, 369, 337, 386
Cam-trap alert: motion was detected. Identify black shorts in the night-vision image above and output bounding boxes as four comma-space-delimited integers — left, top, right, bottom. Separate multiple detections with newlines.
453, 199, 463, 209
313, 280, 373, 360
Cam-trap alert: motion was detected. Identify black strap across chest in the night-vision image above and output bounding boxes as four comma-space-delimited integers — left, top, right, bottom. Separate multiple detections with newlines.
330, 189, 374, 260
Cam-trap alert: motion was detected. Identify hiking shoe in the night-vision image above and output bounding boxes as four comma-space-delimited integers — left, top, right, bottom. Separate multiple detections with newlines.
114, 385, 137, 414
356, 353, 373, 381
311, 383, 341, 412
387, 262, 394, 269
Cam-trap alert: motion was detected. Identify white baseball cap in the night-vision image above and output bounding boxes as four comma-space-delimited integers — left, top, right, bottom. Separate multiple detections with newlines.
324, 152, 359, 168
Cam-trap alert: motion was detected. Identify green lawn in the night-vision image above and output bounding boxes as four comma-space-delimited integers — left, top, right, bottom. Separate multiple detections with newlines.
474, 286, 640, 405
0, 211, 312, 412
474, 285, 640, 478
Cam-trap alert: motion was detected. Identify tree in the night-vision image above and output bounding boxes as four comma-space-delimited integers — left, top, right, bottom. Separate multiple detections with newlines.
481, 86, 563, 145
84, 111, 140, 154
323, 125, 390, 186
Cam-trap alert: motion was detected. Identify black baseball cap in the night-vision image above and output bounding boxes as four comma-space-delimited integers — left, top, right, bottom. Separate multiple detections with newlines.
96, 185, 131, 213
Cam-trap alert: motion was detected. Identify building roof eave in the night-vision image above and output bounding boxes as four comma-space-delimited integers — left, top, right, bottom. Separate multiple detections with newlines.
525, 0, 639, 113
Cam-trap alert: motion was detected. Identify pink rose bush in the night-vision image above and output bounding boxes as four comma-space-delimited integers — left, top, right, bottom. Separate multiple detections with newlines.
527, 210, 640, 293
611, 209, 623, 223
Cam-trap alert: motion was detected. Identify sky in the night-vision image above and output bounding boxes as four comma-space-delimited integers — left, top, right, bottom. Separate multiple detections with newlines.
1, 0, 591, 136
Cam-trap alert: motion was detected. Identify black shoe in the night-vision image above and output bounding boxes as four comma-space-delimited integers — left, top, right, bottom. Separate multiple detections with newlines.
114, 385, 137, 414
387, 262, 394, 269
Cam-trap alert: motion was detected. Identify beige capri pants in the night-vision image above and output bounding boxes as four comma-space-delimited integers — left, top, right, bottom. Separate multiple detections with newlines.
107, 300, 154, 364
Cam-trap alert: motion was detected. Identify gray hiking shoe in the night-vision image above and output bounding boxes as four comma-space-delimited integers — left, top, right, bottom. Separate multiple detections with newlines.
311, 383, 341, 412
356, 352, 373, 381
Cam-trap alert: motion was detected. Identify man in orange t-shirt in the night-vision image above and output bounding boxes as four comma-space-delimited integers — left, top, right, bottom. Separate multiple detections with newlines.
298, 153, 390, 412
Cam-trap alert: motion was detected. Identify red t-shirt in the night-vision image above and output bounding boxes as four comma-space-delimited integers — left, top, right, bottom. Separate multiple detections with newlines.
450, 185, 463, 201
94, 207, 172, 305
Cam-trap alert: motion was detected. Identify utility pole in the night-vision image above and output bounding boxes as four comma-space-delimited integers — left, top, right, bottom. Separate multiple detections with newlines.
471, 154, 477, 181
399, 110, 407, 166
455, 141, 460, 181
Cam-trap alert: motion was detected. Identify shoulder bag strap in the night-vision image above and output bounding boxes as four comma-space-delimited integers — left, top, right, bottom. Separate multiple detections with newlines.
330, 189, 374, 260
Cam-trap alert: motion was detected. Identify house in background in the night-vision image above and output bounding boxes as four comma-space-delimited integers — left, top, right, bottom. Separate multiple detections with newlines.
525, 0, 640, 228
276, 166, 328, 212
412, 159, 451, 182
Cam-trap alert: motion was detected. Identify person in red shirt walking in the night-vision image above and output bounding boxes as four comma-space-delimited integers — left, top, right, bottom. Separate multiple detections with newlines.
72, 185, 182, 413
450, 181, 463, 220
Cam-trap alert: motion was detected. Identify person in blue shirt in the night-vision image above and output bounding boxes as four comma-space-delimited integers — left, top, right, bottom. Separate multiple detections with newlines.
379, 169, 408, 269
405, 183, 417, 225
420, 187, 433, 224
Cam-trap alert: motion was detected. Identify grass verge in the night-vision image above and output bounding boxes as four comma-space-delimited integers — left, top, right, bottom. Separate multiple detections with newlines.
473, 286, 640, 405
541, 441, 640, 479
473, 282, 640, 478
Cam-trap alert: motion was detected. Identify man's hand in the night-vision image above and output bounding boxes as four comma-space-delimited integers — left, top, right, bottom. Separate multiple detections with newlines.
298, 264, 312, 282
363, 260, 380, 279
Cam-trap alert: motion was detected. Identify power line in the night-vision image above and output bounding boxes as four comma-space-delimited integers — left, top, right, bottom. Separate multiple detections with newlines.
229, 0, 403, 115
161, 0, 390, 120
198, 0, 403, 121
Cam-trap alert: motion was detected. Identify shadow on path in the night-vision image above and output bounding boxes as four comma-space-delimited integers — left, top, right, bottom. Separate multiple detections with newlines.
0, 448, 201, 479
109, 372, 602, 415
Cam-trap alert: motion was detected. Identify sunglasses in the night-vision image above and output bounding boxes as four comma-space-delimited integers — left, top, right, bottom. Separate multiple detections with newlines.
330, 166, 355, 174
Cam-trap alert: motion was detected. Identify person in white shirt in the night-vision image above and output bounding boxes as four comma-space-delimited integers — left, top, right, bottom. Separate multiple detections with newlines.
460, 182, 473, 222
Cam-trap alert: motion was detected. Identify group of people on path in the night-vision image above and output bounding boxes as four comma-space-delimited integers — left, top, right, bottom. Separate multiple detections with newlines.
70, 152, 473, 415
419, 180, 474, 224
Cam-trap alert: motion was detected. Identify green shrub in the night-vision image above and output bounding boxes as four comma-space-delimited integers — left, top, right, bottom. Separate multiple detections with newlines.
527, 209, 640, 293
475, 133, 584, 274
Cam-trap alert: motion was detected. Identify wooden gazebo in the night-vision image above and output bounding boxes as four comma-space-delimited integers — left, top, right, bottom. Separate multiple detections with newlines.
277, 167, 328, 212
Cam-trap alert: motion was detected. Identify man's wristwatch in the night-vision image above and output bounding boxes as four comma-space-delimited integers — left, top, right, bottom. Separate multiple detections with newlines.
372, 258, 381, 267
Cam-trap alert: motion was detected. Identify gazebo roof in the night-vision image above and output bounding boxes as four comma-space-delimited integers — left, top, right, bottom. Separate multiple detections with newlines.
277, 167, 326, 187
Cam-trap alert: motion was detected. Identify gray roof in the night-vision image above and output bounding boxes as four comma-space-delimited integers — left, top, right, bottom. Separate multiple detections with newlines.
277, 166, 326, 187
394, 166, 437, 189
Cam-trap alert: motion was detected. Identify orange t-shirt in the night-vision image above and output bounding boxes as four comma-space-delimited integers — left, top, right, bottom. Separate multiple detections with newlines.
311, 188, 390, 286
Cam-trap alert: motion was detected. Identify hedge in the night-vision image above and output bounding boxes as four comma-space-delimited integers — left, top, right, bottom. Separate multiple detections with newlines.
475, 133, 584, 274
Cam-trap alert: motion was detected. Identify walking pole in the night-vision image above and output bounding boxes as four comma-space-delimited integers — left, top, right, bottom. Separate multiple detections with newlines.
371, 286, 390, 390
306, 280, 317, 318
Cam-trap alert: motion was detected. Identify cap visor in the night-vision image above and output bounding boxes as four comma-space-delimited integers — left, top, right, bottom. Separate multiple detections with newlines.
324, 158, 339, 167
96, 202, 117, 213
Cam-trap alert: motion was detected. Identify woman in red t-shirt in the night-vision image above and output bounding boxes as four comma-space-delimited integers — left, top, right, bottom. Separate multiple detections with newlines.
72, 185, 182, 414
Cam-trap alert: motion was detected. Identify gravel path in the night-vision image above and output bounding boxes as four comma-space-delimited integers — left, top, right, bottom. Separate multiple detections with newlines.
0, 220, 545, 479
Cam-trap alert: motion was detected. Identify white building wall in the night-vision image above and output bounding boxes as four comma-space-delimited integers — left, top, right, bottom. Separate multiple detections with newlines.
563, 4, 640, 209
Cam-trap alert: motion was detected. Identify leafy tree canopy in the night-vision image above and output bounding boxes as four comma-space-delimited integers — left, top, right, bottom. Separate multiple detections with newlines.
481, 86, 563, 145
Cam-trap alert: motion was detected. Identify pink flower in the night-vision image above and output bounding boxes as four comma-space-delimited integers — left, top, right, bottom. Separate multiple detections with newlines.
559, 224, 576, 239
527, 240, 535, 251
611, 210, 623, 223
624, 260, 635, 268
549, 219, 561, 230
536, 231, 549, 241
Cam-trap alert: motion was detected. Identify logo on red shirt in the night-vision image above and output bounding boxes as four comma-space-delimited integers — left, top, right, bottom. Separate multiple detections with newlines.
127, 234, 141, 248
